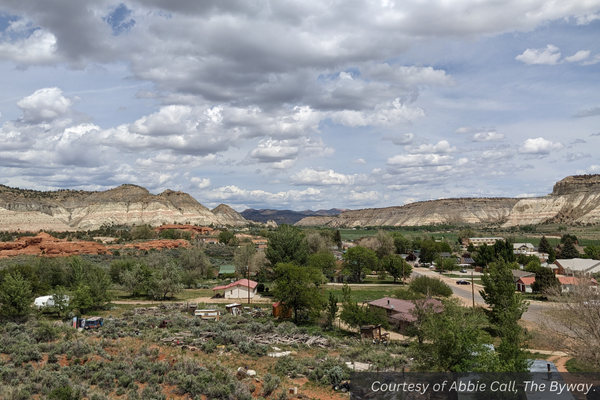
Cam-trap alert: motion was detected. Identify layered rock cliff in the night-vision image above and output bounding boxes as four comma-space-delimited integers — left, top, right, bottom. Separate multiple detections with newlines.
295, 175, 600, 228
295, 198, 519, 227
0, 184, 248, 231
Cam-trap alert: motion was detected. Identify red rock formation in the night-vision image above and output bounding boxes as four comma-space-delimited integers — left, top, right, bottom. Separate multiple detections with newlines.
0, 232, 108, 258
0, 232, 190, 258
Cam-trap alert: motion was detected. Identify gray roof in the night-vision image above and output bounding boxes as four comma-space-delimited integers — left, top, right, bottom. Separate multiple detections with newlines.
554, 258, 600, 274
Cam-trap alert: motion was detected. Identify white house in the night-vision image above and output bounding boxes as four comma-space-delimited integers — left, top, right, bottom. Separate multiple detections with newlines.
513, 243, 535, 255
212, 279, 258, 299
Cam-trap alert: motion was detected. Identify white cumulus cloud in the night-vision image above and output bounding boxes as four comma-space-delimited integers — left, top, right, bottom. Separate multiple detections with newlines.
516, 45, 561, 65
519, 137, 564, 155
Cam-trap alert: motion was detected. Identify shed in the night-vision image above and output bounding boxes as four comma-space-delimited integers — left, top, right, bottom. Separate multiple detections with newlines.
226, 303, 242, 315
219, 265, 236, 276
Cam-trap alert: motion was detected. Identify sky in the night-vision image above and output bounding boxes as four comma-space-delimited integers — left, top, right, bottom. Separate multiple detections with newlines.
0, 1, 600, 212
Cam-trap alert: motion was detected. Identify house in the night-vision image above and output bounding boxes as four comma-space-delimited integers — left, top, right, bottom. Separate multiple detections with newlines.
557, 276, 598, 293
368, 297, 443, 333
516, 277, 535, 293
459, 257, 475, 266
552, 258, 600, 276
218, 264, 236, 277
212, 279, 258, 299
463, 237, 504, 248
440, 252, 452, 259
511, 270, 535, 284
513, 243, 535, 255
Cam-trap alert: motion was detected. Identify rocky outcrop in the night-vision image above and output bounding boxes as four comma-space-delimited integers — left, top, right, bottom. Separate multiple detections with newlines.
0, 184, 248, 231
211, 204, 247, 226
0, 232, 191, 258
296, 175, 600, 228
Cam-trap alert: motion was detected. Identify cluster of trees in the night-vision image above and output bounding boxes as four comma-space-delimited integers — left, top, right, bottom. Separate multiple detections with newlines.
410, 259, 530, 372
0, 256, 112, 319
110, 247, 213, 299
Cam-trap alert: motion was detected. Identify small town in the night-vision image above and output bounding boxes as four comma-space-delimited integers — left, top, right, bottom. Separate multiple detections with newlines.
2, 0, 600, 399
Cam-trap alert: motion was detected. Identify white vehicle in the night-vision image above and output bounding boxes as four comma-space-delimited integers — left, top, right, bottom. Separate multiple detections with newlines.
34, 295, 70, 310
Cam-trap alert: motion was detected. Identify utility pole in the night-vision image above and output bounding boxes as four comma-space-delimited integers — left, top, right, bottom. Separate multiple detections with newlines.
247, 265, 251, 305
471, 270, 475, 308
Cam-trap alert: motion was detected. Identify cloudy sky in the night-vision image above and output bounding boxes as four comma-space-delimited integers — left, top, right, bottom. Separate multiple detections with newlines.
1, 1, 600, 211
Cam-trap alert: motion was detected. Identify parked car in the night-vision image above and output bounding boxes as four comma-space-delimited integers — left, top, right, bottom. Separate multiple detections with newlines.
460, 269, 467, 273
80, 317, 103, 330
456, 280, 471, 285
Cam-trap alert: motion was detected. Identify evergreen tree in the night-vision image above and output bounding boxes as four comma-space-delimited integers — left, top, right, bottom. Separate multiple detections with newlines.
531, 267, 560, 294
538, 236, 551, 254
481, 258, 530, 371
561, 238, 580, 259
334, 230, 342, 249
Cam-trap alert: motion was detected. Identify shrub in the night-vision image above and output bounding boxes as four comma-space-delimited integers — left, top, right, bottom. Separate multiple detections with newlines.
409, 276, 453, 297
262, 373, 280, 396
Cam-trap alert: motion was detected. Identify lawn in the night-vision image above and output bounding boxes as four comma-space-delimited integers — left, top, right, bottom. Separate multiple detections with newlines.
362, 276, 408, 285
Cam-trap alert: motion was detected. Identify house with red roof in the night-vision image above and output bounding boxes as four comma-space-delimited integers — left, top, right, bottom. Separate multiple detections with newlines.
516, 277, 535, 293
212, 279, 258, 299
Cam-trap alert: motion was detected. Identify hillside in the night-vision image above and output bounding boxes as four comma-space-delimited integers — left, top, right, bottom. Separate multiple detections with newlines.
0, 184, 248, 231
295, 175, 600, 228
241, 208, 346, 225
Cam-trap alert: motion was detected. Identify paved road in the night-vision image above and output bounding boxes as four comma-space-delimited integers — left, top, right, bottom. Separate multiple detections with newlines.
411, 267, 551, 324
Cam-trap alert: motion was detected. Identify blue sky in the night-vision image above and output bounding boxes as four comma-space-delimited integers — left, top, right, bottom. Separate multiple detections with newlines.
0, 1, 599, 211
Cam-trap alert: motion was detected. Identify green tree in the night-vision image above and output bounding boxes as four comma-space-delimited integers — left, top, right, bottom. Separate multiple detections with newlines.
179, 247, 212, 287
120, 263, 152, 297
560, 238, 580, 259
218, 230, 235, 245
131, 224, 156, 240
342, 246, 378, 282
584, 244, 600, 260
147, 259, 183, 300
306, 232, 328, 254
325, 291, 339, 328
271, 263, 324, 323
480, 258, 530, 371
47, 285, 72, 318
380, 254, 412, 283
419, 239, 440, 263
473, 243, 495, 267
109, 257, 138, 284
410, 298, 496, 372
234, 243, 257, 276
265, 224, 309, 266
339, 284, 388, 331
531, 267, 560, 294
435, 255, 458, 273
393, 235, 412, 254
334, 230, 342, 249
375, 231, 396, 259
561, 234, 578, 244
308, 251, 337, 280
409, 276, 452, 297
71, 284, 94, 314
548, 246, 557, 263
0, 272, 33, 319
538, 236, 551, 254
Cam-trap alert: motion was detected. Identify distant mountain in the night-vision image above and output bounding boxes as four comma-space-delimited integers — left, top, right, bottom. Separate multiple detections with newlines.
295, 175, 600, 228
241, 208, 347, 225
0, 184, 249, 231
